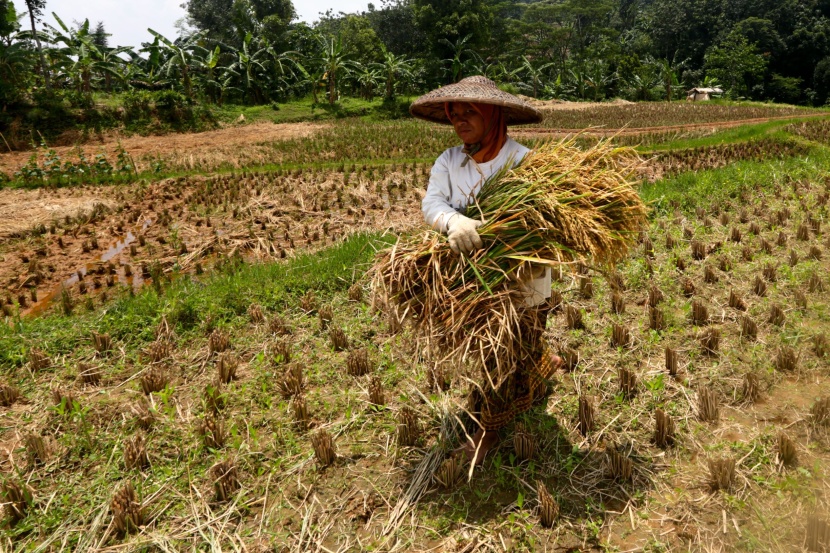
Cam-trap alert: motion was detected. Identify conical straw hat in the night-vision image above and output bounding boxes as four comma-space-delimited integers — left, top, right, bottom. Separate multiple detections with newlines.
410, 76, 543, 125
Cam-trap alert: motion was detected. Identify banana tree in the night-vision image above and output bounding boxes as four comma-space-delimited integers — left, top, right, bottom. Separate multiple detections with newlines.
227, 32, 271, 104
518, 56, 555, 98
375, 47, 413, 100
439, 34, 481, 83
148, 29, 208, 98
351, 62, 381, 100
313, 35, 354, 105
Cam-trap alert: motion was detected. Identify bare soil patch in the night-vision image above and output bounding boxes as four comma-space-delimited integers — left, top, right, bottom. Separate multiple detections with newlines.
0, 122, 323, 175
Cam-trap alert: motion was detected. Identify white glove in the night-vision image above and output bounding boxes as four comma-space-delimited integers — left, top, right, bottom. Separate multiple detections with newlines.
446, 213, 483, 254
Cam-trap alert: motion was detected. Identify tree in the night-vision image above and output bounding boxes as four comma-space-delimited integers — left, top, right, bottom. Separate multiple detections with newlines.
148, 29, 208, 98
704, 34, 768, 98
412, 0, 493, 78
517, 55, 555, 98
376, 46, 413, 99
439, 33, 481, 83
92, 20, 107, 50
312, 34, 355, 104
227, 32, 271, 103
22, 0, 50, 89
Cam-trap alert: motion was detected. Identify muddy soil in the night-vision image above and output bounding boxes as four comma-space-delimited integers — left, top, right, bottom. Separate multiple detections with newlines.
0, 168, 425, 318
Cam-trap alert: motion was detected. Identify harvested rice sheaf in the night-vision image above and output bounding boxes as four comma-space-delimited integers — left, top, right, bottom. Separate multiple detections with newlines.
373, 139, 646, 373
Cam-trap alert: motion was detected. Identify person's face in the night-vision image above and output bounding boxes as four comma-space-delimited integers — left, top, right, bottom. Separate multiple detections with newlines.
448, 102, 486, 144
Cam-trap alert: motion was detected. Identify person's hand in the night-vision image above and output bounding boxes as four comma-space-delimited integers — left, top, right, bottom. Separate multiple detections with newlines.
446, 214, 483, 254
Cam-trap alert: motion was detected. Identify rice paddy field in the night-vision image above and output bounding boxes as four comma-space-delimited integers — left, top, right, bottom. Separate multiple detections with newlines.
1, 101, 830, 551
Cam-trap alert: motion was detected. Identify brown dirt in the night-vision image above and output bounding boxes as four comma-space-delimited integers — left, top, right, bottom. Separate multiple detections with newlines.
0, 122, 323, 175
0, 187, 118, 238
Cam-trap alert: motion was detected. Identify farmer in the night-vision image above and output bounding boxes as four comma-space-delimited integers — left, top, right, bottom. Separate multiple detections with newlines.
411, 76, 561, 465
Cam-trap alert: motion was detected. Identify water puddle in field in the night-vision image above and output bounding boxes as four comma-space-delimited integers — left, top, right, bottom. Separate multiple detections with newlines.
20, 218, 154, 318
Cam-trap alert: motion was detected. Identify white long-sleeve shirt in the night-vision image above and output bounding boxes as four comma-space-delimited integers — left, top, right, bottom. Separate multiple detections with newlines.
421, 137, 552, 306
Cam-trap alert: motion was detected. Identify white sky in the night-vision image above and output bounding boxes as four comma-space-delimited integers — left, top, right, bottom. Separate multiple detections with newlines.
25, 0, 370, 49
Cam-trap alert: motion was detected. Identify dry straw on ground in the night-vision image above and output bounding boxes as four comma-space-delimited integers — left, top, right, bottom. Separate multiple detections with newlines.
373, 138, 646, 376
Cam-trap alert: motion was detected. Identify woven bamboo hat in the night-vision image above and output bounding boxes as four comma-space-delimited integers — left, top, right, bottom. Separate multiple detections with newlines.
410, 75, 543, 125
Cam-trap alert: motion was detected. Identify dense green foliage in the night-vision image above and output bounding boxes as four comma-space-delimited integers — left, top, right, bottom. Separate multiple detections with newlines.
3, 0, 830, 144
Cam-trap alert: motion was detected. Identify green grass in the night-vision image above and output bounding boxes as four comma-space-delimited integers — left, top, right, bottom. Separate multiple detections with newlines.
212, 95, 415, 125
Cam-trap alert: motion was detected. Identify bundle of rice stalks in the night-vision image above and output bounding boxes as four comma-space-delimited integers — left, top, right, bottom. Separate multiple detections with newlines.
373, 139, 646, 374
577, 395, 595, 436
78, 363, 101, 385
728, 290, 747, 311
348, 283, 363, 302
513, 422, 537, 461
368, 375, 385, 406
28, 348, 51, 371
697, 386, 720, 422
618, 367, 637, 398
741, 315, 758, 341
318, 305, 333, 330
311, 429, 336, 468
248, 304, 265, 324
742, 373, 760, 403
565, 305, 584, 330
292, 393, 309, 430
814, 334, 828, 359
276, 364, 304, 399
611, 323, 630, 349
396, 406, 420, 447
434, 453, 463, 489
708, 457, 736, 491
346, 348, 371, 376
778, 432, 797, 466
606, 445, 633, 481
0, 383, 20, 407
199, 414, 226, 449
330, 326, 349, 351
92, 332, 112, 355
210, 459, 240, 502
209, 329, 230, 355
562, 346, 580, 372
25, 434, 49, 466
653, 409, 675, 448
537, 481, 559, 528
216, 352, 239, 384
812, 397, 830, 426
124, 434, 149, 470
665, 346, 678, 376
1, 479, 32, 526
111, 481, 143, 536
141, 366, 168, 395
610, 291, 625, 315
774, 346, 798, 372
769, 304, 786, 327
145, 340, 170, 364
